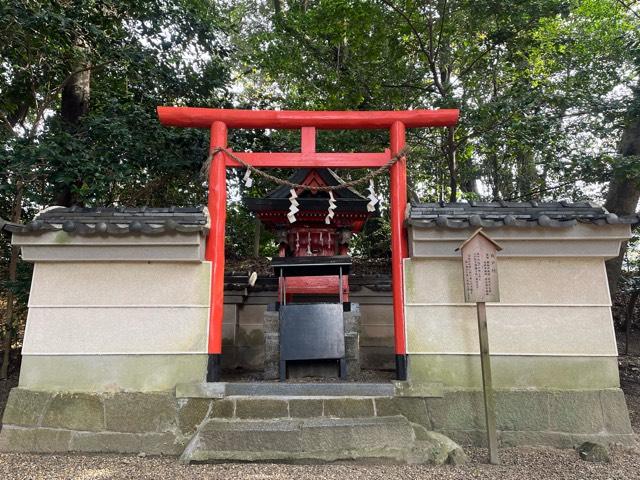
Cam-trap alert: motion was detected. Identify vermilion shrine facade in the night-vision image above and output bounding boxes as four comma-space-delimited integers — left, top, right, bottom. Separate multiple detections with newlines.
244, 167, 373, 303
156, 106, 460, 381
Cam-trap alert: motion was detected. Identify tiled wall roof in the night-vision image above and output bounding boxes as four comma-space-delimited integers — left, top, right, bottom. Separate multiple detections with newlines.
408, 201, 640, 229
2, 206, 208, 236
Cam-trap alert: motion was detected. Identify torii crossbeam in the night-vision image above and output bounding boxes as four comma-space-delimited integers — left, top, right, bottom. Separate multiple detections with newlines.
157, 107, 459, 381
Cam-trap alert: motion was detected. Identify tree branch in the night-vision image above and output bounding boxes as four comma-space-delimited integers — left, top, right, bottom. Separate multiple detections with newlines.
379, 0, 432, 61
0, 112, 18, 138
380, 82, 435, 92
434, 0, 448, 60
379, 0, 447, 96
457, 16, 540, 80
615, 0, 640, 21
504, 180, 577, 201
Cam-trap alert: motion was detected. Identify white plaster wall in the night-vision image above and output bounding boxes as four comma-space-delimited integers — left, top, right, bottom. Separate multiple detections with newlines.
408, 224, 630, 258
22, 307, 208, 354
29, 262, 211, 306
22, 261, 211, 356
13, 231, 206, 262
405, 305, 616, 355
405, 257, 610, 305
404, 256, 617, 358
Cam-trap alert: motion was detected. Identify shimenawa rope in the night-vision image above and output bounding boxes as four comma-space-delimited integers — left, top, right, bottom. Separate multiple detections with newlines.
201, 146, 409, 192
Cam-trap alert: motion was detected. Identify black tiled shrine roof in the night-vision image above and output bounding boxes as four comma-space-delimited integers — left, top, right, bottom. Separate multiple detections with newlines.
265, 169, 366, 200
408, 201, 640, 229
2, 206, 208, 236
245, 168, 371, 214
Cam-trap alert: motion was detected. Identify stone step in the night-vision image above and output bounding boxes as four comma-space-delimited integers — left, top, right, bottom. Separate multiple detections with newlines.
176, 382, 396, 398
181, 415, 465, 464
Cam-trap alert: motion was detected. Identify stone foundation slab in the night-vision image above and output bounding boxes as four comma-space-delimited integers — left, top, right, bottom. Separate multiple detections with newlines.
0, 387, 634, 456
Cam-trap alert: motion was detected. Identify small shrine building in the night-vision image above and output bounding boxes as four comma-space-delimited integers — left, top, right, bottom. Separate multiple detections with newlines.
0, 108, 637, 462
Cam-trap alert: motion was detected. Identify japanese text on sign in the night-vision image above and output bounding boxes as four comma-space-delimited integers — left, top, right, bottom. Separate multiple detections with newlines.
461, 238, 500, 303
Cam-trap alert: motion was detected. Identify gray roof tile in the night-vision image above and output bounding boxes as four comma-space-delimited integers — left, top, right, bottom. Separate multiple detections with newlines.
2, 206, 208, 236
408, 201, 640, 229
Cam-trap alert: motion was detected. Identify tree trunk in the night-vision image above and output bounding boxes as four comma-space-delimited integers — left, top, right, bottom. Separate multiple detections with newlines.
625, 290, 639, 355
61, 66, 90, 124
1, 183, 23, 380
54, 58, 91, 207
253, 218, 262, 257
490, 152, 500, 200
446, 126, 457, 202
604, 113, 640, 297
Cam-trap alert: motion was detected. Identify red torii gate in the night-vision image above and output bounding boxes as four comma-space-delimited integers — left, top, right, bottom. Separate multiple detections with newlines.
157, 107, 459, 381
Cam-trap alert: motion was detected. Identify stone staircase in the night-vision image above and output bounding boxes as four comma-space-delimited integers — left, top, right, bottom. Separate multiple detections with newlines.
177, 392, 465, 464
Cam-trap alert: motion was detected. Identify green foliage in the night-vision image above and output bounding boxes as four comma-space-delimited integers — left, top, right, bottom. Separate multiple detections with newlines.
1, 0, 639, 297
0, 1, 240, 337
235, 0, 638, 205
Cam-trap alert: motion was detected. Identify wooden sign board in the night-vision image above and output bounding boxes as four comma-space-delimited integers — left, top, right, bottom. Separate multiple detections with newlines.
457, 229, 502, 303
456, 228, 503, 465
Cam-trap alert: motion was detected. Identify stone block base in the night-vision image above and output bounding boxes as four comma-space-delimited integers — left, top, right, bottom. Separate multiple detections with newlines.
423, 388, 635, 448
263, 303, 362, 380
0, 389, 184, 454
0, 387, 635, 456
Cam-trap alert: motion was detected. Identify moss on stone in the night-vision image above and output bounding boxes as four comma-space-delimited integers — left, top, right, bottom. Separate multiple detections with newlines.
2, 388, 52, 427
426, 391, 485, 431
548, 391, 604, 434
495, 390, 549, 431
69, 431, 179, 455
289, 399, 323, 418
323, 398, 374, 418
235, 399, 288, 419
600, 389, 633, 434
41, 393, 104, 432
210, 399, 235, 418
177, 399, 212, 435
104, 392, 176, 433
375, 397, 431, 427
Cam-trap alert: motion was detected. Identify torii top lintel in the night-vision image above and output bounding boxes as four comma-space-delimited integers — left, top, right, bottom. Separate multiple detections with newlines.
157, 107, 459, 130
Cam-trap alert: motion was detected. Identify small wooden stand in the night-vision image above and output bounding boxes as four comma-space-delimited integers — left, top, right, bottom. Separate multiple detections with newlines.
457, 229, 502, 465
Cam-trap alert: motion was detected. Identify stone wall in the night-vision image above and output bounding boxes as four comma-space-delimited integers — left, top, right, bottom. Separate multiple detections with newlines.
0, 388, 634, 454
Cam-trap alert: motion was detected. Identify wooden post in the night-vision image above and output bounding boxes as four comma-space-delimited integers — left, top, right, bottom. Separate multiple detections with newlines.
477, 301, 499, 464
206, 121, 228, 382
390, 121, 408, 380
457, 228, 502, 465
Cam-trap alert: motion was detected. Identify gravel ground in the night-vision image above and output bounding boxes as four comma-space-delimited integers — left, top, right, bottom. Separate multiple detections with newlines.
0, 446, 639, 480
